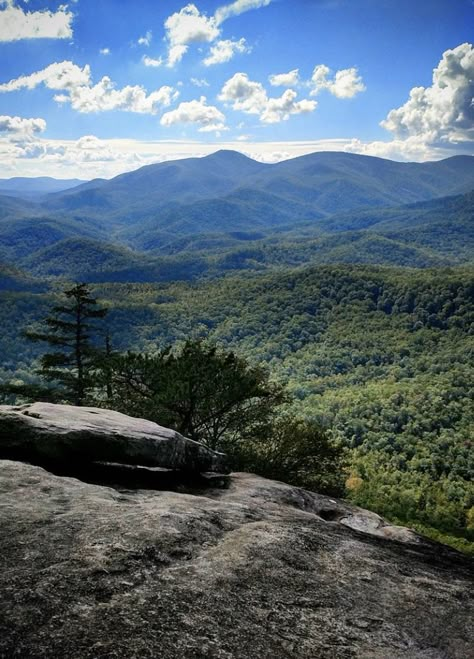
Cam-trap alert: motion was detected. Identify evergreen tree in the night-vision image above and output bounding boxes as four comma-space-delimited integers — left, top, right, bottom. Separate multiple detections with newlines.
26, 283, 107, 405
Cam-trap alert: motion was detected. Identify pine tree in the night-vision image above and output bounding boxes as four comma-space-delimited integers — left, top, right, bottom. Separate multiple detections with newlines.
26, 283, 108, 405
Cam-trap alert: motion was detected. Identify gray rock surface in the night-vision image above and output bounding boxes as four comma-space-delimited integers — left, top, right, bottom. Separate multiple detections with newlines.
0, 402, 228, 474
1, 459, 473, 659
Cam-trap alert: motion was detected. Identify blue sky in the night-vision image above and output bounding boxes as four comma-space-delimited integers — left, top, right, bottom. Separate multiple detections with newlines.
0, 0, 473, 178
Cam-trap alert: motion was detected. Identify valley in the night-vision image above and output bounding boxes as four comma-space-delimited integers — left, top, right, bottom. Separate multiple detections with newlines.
1, 150, 473, 552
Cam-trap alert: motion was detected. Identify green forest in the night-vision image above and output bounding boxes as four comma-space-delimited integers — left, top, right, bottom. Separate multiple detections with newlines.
1, 263, 473, 553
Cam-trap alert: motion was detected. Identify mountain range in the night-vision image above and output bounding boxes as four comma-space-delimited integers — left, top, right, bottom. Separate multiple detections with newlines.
0, 150, 473, 283
0, 177, 86, 200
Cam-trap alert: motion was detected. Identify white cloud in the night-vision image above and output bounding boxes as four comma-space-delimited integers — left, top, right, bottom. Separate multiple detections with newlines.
138, 31, 152, 46
100, 48, 110, 56
310, 65, 366, 98
269, 69, 300, 87
64, 80, 178, 114
160, 96, 227, 132
203, 37, 251, 66
0, 114, 46, 138
219, 73, 268, 113
164, 4, 219, 66
0, 60, 179, 114
0, 60, 91, 92
219, 72, 316, 123
214, 0, 272, 26
344, 42, 474, 161
343, 137, 446, 162
261, 89, 316, 123
381, 42, 474, 146
163, 0, 272, 66
142, 55, 163, 67
167, 45, 188, 67
2, 136, 467, 180
0, 0, 73, 41
191, 77, 210, 87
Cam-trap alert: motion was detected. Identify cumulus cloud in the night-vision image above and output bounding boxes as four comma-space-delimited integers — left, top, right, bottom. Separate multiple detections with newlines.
219, 72, 316, 123
163, 0, 272, 66
261, 89, 316, 123
269, 69, 300, 87
343, 42, 474, 162
214, 0, 272, 25
0, 61, 179, 114
160, 96, 227, 132
203, 38, 251, 66
310, 65, 366, 98
64, 80, 178, 114
142, 55, 162, 67
164, 4, 219, 66
0, 0, 73, 41
381, 42, 474, 146
0, 60, 91, 92
99, 48, 110, 56
0, 114, 46, 138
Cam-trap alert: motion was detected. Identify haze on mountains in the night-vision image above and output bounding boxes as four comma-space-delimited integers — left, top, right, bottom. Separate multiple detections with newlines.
1, 150, 474, 283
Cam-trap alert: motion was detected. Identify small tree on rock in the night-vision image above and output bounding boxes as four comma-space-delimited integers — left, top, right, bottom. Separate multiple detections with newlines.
105, 340, 287, 450
26, 283, 107, 405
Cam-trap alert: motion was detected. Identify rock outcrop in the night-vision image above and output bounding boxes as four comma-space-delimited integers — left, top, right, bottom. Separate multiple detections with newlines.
0, 402, 228, 474
0, 459, 473, 659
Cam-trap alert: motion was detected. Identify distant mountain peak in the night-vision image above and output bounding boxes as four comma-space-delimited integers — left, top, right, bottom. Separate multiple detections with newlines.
206, 149, 256, 162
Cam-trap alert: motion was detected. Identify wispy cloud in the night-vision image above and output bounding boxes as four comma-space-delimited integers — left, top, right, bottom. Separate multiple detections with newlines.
214, 0, 273, 26
137, 31, 152, 47
142, 55, 163, 68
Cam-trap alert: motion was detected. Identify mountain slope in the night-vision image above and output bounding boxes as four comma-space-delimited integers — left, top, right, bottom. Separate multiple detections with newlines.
39, 151, 474, 230
45, 150, 266, 222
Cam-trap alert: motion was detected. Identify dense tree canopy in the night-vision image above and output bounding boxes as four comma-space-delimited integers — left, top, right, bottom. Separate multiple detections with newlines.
1, 264, 473, 551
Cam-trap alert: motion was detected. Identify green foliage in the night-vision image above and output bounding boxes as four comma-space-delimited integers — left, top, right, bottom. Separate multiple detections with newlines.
1, 264, 473, 548
104, 340, 286, 451
229, 415, 346, 496
25, 283, 108, 405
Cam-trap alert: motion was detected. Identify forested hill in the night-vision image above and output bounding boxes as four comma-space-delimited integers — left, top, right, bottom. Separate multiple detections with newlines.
1, 180, 473, 282
1, 264, 473, 550
41, 151, 474, 224
1, 151, 474, 240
